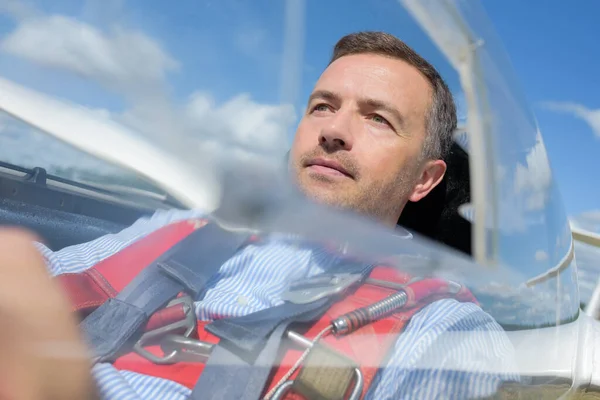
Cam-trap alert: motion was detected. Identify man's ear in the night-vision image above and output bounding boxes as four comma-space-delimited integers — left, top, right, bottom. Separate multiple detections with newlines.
408, 159, 447, 202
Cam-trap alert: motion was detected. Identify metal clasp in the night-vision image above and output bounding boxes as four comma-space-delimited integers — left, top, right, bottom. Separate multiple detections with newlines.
270, 368, 363, 400
280, 273, 363, 304
133, 295, 197, 364
266, 330, 364, 400
159, 334, 213, 363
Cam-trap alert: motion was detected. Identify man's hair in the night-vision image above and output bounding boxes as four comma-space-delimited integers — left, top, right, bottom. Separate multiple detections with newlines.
329, 31, 457, 160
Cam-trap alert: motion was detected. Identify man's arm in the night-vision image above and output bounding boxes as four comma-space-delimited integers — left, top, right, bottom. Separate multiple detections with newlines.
367, 298, 520, 400
35, 208, 206, 277
0, 228, 98, 400
11, 208, 207, 399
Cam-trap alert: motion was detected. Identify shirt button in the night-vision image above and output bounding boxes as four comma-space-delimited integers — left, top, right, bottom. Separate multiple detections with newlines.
237, 295, 249, 306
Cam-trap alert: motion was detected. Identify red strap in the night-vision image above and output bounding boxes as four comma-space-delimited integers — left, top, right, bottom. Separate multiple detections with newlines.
112, 267, 412, 391
264, 266, 414, 399
57, 219, 203, 316
112, 266, 478, 399
57, 220, 478, 398
57, 269, 117, 314
269, 267, 478, 400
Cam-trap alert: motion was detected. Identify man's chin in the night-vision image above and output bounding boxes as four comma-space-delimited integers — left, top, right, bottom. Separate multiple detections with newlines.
292, 170, 355, 203
297, 182, 351, 208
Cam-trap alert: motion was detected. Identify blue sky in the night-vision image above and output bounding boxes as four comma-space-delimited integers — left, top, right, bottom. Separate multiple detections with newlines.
483, 0, 600, 217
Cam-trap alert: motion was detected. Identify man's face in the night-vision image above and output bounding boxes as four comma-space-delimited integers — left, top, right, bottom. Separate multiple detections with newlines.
289, 53, 441, 225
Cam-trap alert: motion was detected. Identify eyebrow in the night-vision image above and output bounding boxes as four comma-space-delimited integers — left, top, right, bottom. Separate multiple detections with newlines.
361, 98, 406, 131
307, 89, 407, 131
307, 90, 340, 105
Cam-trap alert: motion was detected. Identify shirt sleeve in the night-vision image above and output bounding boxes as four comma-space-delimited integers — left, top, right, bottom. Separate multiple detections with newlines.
366, 298, 520, 400
34, 208, 207, 277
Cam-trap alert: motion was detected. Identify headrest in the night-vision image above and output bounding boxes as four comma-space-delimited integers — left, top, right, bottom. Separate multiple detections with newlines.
398, 142, 472, 255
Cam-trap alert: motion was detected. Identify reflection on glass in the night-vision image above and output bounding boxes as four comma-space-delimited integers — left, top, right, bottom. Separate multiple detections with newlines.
572, 211, 600, 235
571, 212, 600, 312
0, 0, 581, 326
0, 1, 588, 398
403, 0, 580, 328
0, 110, 164, 194
575, 240, 600, 309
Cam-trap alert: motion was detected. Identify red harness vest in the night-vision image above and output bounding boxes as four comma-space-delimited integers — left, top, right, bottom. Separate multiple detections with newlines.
56, 218, 477, 399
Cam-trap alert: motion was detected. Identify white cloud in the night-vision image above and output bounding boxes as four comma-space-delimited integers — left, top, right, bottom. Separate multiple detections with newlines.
0, 110, 125, 175
0, 88, 295, 185
535, 250, 549, 262
573, 239, 600, 304
542, 101, 600, 139
461, 132, 553, 233
458, 131, 553, 234
0, 0, 38, 20
193, 93, 294, 150
1, 14, 179, 97
0, 6, 297, 180
0, 111, 9, 132
451, 102, 553, 231
514, 131, 552, 211
578, 210, 600, 223
571, 210, 600, 235
234, 27, 269, 57
119, 91, 296, 158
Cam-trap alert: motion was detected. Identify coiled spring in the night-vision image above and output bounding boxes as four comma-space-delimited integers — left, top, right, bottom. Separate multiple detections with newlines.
331, 290, 408, 335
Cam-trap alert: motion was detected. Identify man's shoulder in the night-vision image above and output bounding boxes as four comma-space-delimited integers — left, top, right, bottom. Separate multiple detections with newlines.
410, 297, 503, 335
128, 208, 208, 230
66, 207, 208, 249
401, 297, 516, 373
38, 208, 208, 275
370, 298, 518, 398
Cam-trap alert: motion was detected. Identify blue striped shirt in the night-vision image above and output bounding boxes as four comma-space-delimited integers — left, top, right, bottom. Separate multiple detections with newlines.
36, 208, 519, 400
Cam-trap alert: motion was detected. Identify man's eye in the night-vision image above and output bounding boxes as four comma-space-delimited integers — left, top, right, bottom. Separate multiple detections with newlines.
371, 114, 390, 126
313, 104, 331, 112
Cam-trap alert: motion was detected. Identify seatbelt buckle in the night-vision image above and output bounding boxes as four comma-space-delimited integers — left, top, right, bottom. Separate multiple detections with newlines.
280, 273, 364, 305
133, 294, 197, 364
269, 330, 364, 400
271, 369, 363, 400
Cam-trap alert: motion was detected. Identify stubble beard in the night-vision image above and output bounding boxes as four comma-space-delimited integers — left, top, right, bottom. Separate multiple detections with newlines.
293, 162, 418, 227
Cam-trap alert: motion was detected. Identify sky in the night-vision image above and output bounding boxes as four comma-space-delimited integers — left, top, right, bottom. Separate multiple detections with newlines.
0, 0, 597, 318
483, 0, 600, 219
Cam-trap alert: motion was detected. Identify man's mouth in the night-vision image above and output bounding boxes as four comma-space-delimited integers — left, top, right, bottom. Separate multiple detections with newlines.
305, 157, 354, 179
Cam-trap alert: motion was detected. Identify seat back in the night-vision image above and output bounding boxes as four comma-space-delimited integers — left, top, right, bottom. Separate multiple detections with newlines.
398, 142, 472, 255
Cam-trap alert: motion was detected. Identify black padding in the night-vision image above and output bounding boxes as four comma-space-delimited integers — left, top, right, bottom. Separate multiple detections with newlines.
398, 142, 472, 255
0, 198, 126, 250
0, 166, 160, 250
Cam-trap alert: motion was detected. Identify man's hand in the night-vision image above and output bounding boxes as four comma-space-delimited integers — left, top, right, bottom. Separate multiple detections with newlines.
0, 228, 97, 400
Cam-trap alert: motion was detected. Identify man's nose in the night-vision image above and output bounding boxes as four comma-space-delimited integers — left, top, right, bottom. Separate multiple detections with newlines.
318, 114, 354, 151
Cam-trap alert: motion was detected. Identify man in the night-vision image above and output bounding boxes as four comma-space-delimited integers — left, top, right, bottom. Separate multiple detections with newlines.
0, 32, 518, 399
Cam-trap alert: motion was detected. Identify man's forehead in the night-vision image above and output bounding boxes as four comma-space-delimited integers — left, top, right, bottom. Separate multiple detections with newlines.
318, 54, 429, 95
322, 53, 425, 79
312, 54, 432, 120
